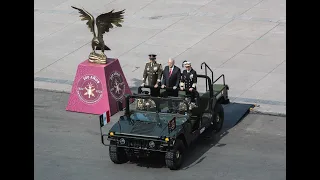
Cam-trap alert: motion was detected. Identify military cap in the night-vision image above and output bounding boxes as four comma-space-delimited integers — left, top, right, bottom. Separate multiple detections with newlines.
149, 54, 157, 60
182, 60, 187, 67
184, 61, 191, 67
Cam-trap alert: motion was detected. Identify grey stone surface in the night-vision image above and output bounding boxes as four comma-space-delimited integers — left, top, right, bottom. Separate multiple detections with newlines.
220, 53, 284, 73
212, 19, 278, 39
34, 0, 286, 114
34, 89, 286, 180
239, 73, 286, 102
271, 61, 286, 74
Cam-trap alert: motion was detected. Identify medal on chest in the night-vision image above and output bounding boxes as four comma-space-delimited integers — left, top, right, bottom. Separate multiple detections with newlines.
190, 74, 193, 80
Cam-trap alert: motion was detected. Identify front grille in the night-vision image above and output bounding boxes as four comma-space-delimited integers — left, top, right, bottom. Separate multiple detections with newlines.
130, 121, 156, 135
129, 139, 149, 149
118, 138, 161, 150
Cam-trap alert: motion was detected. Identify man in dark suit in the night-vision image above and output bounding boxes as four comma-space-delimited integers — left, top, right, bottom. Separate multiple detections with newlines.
180, 62, 199, 103
161, 58, 181, 97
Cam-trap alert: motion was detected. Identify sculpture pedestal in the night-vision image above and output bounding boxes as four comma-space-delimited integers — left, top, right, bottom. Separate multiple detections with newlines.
66, 59, 132, 117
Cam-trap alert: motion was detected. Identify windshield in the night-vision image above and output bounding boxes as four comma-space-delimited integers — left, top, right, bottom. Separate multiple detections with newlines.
127, 96, 191, 124
129, 111, 187, 125
128, 96, 189, 114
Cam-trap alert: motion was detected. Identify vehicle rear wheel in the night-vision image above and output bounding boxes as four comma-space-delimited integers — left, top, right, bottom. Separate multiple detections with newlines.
212, 103, 224, 133
165, 139, 185, 170
109, 141, 128, 164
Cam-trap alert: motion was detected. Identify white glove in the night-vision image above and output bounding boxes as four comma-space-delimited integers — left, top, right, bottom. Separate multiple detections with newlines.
173, 86, 177, 90
161, 85, 165, 89
141, 83, 145, 87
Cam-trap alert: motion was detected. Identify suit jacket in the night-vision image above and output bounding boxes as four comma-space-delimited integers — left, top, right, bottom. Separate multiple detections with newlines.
181, 68, 197, 89
162, 65, 181, 88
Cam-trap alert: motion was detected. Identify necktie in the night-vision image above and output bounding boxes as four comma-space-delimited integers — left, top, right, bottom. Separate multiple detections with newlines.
169, 68, 172, 77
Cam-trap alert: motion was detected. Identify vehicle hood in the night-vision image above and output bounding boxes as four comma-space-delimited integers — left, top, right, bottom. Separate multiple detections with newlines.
109, 113, 187, 138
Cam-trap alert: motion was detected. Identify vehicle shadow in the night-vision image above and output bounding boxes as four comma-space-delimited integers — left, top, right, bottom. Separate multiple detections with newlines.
180, 129, 228, 170
130, 131, 228, 169
181, 102, 254, 170
129, 153, 166, 168
129, 102, 254, 169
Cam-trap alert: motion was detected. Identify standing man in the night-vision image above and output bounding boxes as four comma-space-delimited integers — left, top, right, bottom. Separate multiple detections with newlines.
141, 54, 163, 96
161, 58, 181, 97
180, 62, 198, 103
182, 60, 187, 69
181, 60, 187, 76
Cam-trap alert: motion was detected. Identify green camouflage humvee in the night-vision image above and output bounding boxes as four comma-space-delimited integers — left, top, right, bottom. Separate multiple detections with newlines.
99, 62, 230, 170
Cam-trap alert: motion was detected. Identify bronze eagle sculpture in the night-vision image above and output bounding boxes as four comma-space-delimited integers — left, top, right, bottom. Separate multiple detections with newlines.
71, 6, 125, 63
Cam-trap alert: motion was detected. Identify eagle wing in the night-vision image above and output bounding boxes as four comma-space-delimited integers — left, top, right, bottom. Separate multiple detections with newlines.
96, 9, 125, 38
71, 6, 95, 35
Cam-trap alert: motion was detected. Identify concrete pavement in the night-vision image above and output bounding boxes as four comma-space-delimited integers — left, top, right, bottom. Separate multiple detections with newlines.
34, 89, 286, 180
34, 0, 286, 115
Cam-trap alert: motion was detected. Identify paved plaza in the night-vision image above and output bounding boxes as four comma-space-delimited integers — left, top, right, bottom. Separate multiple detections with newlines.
34, 89, 286, 180
34, 0, 286, 114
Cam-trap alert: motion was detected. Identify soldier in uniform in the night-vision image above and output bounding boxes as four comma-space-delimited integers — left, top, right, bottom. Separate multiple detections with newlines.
141, 54, 163, 97
181, 60, 187, 76
182, 60, 187, 69
180, 62, 199, 103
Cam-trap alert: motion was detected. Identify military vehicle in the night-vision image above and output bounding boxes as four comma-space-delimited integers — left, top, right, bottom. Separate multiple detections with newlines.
99, 62, 230, 170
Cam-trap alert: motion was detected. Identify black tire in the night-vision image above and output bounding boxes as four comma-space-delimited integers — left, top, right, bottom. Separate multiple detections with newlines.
109, 141, 128, 164
212, 103, 224, 133
165, 139, 185, 170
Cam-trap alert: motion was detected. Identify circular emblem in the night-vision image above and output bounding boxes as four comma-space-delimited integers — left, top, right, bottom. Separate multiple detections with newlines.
77, 75, 103, 104
109, 71, 125, 101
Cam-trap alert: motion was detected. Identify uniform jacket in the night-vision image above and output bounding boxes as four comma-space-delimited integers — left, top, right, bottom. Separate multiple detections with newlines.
143, 61, 163, 86
180, 68, 197, 89
162, 65, 181, 88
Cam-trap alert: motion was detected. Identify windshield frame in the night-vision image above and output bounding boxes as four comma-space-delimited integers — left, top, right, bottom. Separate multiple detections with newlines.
124, 94, 191, 116
128, 110, 188, 125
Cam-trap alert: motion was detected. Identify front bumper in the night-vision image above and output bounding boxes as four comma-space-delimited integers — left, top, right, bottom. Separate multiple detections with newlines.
101, 133, 174, 153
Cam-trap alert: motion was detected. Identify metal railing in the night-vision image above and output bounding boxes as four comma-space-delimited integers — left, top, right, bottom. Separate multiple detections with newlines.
201, 62, 214, 91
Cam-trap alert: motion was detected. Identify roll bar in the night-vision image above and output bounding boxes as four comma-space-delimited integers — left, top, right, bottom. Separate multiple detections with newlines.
201, 62, 214, 91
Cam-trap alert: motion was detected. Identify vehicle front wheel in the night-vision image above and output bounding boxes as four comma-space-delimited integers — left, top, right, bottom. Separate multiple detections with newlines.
109, 141, 128, 164
212, 103, 224, 133
165, 139, 185, 170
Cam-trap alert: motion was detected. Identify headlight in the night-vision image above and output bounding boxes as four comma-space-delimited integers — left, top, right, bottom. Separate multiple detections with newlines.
109, 132, 114, 136
165, 137, 169, 142
119, 138, 125, 145
149, 141, 155, 148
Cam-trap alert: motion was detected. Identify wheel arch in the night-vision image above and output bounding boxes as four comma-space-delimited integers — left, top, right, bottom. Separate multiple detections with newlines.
176, 133, 188, 148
